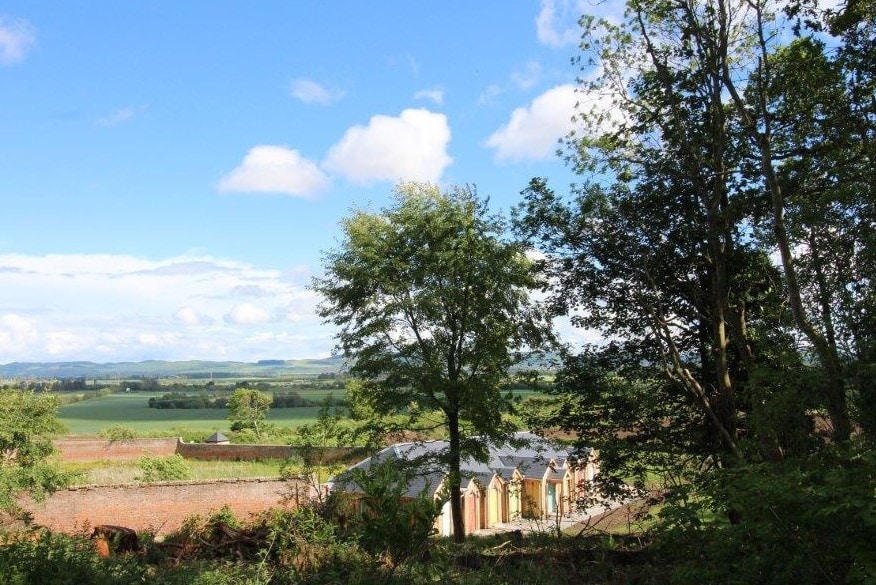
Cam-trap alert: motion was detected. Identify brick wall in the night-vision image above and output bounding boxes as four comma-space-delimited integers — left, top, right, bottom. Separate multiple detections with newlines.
177, 442, 361, 464
25, 478, 315, 535
54, 438, 362, 464
176, 442, 294, 460
54, 438, 179, 462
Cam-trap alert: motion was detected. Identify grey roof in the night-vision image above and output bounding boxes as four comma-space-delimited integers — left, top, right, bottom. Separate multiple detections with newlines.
205, 432, 229, 443
328, 431, 587, 497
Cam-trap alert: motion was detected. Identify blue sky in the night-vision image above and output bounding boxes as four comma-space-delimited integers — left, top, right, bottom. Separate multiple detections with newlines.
0, 1, 617, 363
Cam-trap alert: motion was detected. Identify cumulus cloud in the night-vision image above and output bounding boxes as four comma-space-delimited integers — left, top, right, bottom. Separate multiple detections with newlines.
174, 306, 201, 326
225, 303, 270, 325
485, 84, 577, 162
0, 16, 35, 65
0, 253, 331, 361
290, 78, 344, 105
217, 145, 329, 197
536, 0, 582, 48
414, 88, 444, 104
0, 314, 39, 349
323, 108, 452, 184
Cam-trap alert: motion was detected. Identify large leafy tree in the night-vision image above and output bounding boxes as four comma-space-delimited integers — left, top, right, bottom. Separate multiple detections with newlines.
314, 182, 551, 541
520, 0, 871, 465
518, 0, 775, 467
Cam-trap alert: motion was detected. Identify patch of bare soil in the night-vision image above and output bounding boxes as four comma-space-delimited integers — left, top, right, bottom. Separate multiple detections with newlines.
568, 497, 657, 536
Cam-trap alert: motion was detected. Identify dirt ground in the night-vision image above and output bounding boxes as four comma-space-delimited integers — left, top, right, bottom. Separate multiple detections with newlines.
473, 499, 628, 537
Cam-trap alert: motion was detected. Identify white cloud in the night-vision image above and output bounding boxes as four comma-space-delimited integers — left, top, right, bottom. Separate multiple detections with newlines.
0, 16, 35, 65
485, 84, 577, 162
0, 314, 38, 350
174, 306, 201, 326
536, 0, 583, 48
511, 60, 542, 89
414, 88, 444, 104
217, 145, 329, 197
225, 303, 270, 325
98, 107, 137, 127
0, 253, 332, 362
289, 78, 344, 105
45, 330, 88, 356
323, 108, 452, 184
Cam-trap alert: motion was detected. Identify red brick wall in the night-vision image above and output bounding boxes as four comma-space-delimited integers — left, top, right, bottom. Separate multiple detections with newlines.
54, 438, 180, 462
176, 442, 294, 460
54, 439, 360, 464
25, 478, 314, 535
177, 442, 360, 464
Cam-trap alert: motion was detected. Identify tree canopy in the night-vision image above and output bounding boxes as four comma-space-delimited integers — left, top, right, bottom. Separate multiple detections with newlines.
515, 1, 875, 580
314, 182, 552, 541
227, 388, 272, 440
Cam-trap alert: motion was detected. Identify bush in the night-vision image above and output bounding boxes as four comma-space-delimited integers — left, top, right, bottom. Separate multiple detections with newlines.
336, 458, 444, 572
98, 425, 137, 442
0, 530, 146, 585
660, 444, 876, 585
135, 454, 193, 482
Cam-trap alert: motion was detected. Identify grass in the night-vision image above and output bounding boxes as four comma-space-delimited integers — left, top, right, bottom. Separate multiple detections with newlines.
61, 458, 289, 485
58, 391, 325, 436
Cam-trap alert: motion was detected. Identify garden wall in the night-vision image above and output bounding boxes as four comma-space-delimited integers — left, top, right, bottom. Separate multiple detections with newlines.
54, 438, 178, 462
177, 442, 361, 463
25, 477, 314, 535
54, 438, 362, 464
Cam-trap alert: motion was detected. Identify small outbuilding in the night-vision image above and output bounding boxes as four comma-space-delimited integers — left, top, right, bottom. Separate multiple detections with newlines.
327, 431, 600, 536
205, 432, 230, 445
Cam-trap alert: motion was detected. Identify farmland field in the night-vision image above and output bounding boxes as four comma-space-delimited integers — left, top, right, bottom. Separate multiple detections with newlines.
58, 391, 326, 436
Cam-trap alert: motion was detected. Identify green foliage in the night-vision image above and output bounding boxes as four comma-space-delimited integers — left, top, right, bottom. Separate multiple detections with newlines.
0, 390, 71, 513
264, 506, 374, 584
0, 530, 147, 585
660, 445, 876, 585
227, 389, 272, 441
135, 454, 194, 482
314, 182, 552, 540
343, 458, 444, 571
98, 425, 137, 442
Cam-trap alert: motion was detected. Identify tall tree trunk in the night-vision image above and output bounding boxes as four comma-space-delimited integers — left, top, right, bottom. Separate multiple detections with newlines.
719, 0, 851, 442
447, 410, 465, 542
635, 3, 740, 456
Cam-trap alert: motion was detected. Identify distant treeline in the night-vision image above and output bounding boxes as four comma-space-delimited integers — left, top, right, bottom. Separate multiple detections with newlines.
123, 376, 346, 394
147, 391, 348, 409
7, 376, 98, 392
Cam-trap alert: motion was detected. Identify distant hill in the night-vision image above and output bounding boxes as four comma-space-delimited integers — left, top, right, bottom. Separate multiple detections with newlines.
0, 357, 346, 380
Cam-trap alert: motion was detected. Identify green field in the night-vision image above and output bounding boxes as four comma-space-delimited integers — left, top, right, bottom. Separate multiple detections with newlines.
58, 391, 325, 436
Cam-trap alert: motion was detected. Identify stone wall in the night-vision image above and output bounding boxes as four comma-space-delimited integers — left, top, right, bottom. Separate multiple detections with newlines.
25, 478, 314, 535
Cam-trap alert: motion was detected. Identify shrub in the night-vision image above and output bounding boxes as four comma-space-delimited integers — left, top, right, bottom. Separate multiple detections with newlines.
339, 458, 444, 572
98, 425, 137, 442
661, 444, 876, 585
0, 530, 146, 585
135, 454, 193, 482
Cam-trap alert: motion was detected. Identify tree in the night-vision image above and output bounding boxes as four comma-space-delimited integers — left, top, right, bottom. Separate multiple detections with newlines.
0, 390, 70, 514
227, 388, 272, 441
314, 182, 551, 541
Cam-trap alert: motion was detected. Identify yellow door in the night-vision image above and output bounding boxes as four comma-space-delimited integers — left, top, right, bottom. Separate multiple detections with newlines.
488, 487, 499, 526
